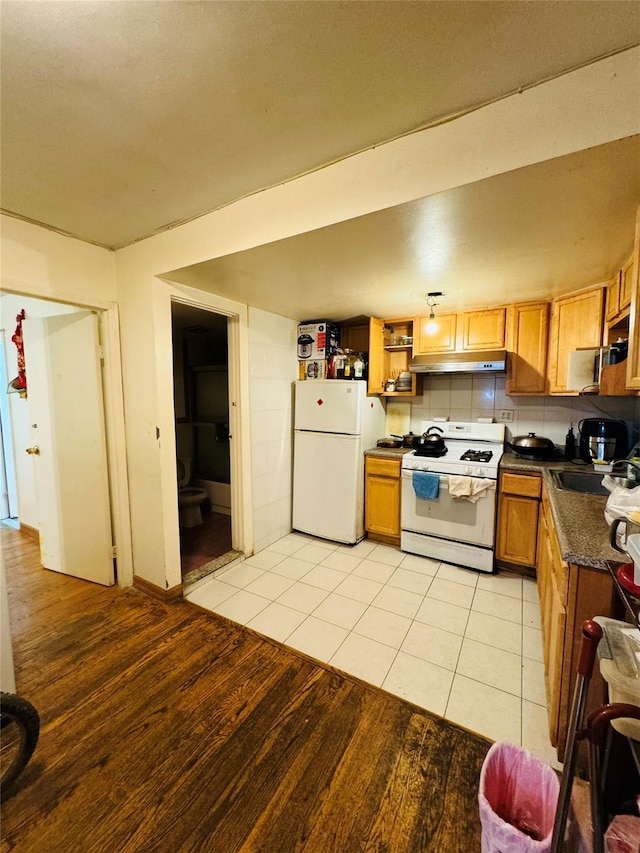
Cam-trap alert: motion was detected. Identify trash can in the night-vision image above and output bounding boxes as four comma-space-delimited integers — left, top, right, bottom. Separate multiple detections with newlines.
478, 741, 560, 852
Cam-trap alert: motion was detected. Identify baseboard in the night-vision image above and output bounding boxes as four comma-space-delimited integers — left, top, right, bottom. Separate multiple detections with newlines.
366, 532, 400, 547
495, 559, 536, 579
19, 523, 39, 540
133, 575, 183, 603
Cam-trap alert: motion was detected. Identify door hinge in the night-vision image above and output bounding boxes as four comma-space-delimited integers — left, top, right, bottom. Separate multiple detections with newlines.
98, 346, 105, 360
112, 545, 117, 559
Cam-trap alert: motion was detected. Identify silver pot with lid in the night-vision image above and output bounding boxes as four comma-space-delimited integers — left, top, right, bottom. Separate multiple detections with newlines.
507, 432, 556, 461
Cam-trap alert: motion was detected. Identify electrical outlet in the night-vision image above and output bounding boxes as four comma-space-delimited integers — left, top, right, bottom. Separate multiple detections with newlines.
498, 409, 514, 423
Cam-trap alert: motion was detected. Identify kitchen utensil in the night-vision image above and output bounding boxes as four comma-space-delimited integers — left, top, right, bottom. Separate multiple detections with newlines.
564, 423, 576, 460
616, 563, 640, 597
376, 437, 403, 448
413, 426, 447, 456
297, 333, 314, 359
507, 433, 556, 460
609, 511, 640, 556
622, 532, 640, 588
578, 418, 628, 464
401, 431, 421, 448
395, 371, 412, 391
609, 338, 628, 364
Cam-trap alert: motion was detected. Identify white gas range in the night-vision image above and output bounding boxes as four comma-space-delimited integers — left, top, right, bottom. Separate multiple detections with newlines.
400, 421, 505, 573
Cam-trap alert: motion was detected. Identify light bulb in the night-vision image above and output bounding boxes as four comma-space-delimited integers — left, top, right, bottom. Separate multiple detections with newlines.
425, 309, 438, 335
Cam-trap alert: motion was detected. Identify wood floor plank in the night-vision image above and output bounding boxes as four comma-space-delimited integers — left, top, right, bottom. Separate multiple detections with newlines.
1, 526, 491, 852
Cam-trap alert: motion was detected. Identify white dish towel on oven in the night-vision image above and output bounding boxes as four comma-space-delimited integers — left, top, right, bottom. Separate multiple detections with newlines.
448, 476, 495, 503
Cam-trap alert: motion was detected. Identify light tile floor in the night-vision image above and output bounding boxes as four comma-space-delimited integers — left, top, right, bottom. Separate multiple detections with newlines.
185, 532, 560, 768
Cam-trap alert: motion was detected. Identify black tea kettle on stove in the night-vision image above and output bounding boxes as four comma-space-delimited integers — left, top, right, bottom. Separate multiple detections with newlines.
414, 426, 448, 457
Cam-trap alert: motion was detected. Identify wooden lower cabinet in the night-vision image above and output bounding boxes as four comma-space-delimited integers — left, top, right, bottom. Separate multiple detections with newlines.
496, 471, 541, 571
536, 487, 614, 763
365, 456, 401, 545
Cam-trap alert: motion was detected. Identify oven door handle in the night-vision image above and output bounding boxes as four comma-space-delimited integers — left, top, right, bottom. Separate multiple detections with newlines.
402, 470, 451, 488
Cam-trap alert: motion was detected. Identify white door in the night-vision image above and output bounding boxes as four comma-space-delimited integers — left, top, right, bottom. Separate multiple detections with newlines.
22, 312, 114, 585
294, 380, 365, 434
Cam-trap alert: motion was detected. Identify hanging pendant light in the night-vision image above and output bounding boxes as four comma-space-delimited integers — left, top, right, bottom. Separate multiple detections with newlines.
425, 291, 443, 335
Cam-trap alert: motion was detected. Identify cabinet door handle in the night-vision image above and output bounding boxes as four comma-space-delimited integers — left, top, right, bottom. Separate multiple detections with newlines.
26, 446, 40, 455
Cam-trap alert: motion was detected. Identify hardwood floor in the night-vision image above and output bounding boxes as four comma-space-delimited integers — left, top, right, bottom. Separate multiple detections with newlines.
1, 526, 490, 852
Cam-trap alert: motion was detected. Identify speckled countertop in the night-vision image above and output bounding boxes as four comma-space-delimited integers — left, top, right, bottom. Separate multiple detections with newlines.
500, 452, 622, 570
365, 446, 624, 570
365, 446, 413, 459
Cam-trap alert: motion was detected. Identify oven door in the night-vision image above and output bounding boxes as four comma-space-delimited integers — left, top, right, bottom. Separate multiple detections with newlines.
401, 471, 496, 547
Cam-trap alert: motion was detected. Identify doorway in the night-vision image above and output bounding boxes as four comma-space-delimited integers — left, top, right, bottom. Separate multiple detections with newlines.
171, 302, 242, 586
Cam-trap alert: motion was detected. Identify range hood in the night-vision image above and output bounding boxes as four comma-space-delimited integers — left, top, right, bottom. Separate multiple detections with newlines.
409, 350, 507, 375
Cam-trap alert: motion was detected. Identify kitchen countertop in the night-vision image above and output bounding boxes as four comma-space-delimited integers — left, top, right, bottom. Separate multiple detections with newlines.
365, 446, 414, 459
500, 452, 623, 570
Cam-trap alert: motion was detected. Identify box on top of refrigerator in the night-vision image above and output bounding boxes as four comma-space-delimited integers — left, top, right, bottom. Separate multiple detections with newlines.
299, 359, 328, 380
297, 322, 339, 360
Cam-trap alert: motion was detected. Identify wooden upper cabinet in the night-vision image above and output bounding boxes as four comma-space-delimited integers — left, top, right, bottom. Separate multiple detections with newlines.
367, 317, 385, 395
505, 301, 549, 395
414, 312, 457, 353
460, 308, 506, 350
605, 272, 621, 322
415, 308, 505, 353
621, 252, 634, 313
626, 206, 640, 390
547, 287, 605, 394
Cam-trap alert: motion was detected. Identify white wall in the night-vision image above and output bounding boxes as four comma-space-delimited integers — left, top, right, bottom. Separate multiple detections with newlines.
405, 374, 637, 448
0, 293, 82, 528
248, 308, 298, 552
1, 216, 116, 304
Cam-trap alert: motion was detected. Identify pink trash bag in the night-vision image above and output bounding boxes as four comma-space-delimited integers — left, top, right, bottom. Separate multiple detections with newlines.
478, 741, 560, 852
604, 814, 640, 853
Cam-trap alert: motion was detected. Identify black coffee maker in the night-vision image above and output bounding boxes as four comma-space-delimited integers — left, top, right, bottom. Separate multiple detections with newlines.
578, 418, 628, 463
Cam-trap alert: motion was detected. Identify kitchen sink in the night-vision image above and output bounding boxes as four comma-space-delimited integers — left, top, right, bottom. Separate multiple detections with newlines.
550, 468, 635, 495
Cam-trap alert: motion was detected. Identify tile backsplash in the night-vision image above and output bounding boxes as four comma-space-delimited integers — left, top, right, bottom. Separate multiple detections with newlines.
394, 374, 639, 449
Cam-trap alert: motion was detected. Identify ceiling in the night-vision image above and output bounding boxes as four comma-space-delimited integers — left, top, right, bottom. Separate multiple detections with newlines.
2, 1, 640, 321
170, 136, 640, 320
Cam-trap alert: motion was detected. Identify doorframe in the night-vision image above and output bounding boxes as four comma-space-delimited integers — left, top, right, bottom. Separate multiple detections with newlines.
0, 288, 133, 587
167, 282, 253, 558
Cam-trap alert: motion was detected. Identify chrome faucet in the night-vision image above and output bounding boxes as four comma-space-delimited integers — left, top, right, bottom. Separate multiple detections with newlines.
610, 459, 640, 478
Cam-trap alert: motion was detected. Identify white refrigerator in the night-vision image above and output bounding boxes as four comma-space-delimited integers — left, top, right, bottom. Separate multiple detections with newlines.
293, 380, 386, 544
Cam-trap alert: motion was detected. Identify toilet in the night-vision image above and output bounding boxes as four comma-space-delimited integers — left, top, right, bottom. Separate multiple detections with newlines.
177, 457, 208, 528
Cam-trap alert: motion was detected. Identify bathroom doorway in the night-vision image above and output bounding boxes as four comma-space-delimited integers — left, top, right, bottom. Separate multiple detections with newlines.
171, 303, 241, 586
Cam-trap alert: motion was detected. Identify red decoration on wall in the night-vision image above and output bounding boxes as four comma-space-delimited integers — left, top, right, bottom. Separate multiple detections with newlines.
11, 309, 27, 392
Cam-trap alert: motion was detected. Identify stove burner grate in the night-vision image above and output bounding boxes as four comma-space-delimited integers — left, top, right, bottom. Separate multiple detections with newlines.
460, 449, 494, 463
414, 447, 448, 458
